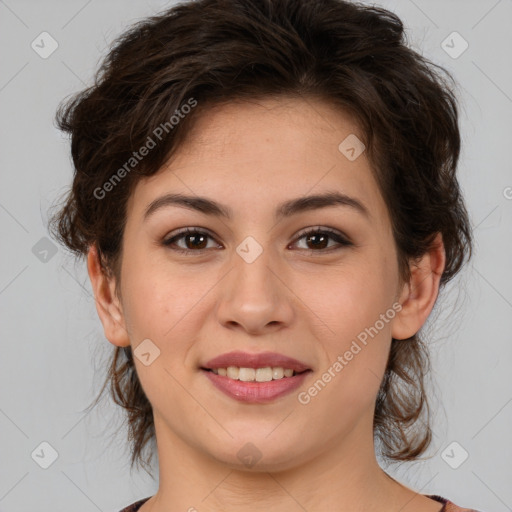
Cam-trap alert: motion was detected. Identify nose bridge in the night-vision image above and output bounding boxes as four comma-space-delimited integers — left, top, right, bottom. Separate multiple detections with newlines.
232, 235, 279, 304
216, 234, 293, 331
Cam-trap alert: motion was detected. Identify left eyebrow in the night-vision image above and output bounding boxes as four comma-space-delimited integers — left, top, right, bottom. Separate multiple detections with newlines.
143, 191, 370, 222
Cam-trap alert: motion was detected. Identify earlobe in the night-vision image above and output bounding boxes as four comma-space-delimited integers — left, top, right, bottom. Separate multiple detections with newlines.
87, 244, 130, 347
391, 233, 446, 340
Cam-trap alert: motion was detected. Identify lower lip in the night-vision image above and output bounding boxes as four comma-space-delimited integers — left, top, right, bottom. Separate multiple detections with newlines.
202, 369, 311, 403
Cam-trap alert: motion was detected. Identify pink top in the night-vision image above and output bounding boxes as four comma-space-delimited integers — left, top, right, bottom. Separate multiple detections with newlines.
118, 494, 483, 511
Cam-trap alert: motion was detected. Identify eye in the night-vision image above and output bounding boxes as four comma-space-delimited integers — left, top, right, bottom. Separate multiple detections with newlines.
162, 226, 352, 255
162, 227, 220, 254
290, 227, 353, 253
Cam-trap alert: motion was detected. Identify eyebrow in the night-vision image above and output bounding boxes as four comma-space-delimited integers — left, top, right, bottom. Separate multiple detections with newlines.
143, 191, 370, 222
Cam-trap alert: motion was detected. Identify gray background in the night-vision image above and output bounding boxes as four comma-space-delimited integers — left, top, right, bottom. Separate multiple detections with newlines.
0, 0, 511, 511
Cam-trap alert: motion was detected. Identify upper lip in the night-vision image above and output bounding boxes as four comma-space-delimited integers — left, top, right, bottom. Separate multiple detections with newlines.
202, 351, 311, 372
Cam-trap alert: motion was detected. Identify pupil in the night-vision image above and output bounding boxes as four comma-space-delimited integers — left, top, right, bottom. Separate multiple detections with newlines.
187, 234, 207, 249
307, 233, 328, 249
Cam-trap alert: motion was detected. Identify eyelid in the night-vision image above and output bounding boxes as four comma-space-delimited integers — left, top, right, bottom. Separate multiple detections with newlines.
293, 225, 350, 242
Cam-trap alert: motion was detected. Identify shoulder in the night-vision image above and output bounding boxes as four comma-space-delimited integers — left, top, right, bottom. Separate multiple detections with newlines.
427, 494, 485, 512
118, 496, 151, 512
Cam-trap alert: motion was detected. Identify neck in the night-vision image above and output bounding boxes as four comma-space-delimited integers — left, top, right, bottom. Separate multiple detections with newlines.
141, 410, 418, 512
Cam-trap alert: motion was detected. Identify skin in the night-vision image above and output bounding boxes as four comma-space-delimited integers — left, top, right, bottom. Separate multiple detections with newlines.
88, 97, 446, 512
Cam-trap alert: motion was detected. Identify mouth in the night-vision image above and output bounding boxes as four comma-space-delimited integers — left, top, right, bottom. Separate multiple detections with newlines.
201, 367, 312, 403
199, 351, 313, 403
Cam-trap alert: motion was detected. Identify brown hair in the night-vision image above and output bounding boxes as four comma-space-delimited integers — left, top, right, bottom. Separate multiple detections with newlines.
49, 0, 472, 474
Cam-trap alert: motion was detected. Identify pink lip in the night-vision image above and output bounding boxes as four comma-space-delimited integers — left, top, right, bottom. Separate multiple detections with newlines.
202, 369, 310, 403
202, 350, 311, 373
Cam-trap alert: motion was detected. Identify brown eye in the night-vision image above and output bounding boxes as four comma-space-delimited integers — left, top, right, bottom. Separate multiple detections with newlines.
292, 228, 352, 252
163, 228, 219, 254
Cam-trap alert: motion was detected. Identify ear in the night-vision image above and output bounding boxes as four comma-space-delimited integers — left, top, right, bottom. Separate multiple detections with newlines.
391, 233, 446, 340
87, 244, 130, 347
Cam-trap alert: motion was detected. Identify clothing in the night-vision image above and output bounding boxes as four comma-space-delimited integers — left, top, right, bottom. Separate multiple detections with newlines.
118, 494, 483, 511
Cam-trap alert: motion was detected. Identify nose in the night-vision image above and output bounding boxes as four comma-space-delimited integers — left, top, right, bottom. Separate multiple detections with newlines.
215, 246, 295, 335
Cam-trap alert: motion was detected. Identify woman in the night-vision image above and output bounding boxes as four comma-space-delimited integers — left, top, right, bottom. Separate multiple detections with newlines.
50, 0, 480, 510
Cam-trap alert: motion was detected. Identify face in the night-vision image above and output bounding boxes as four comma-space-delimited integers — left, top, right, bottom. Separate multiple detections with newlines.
110, 97, 405, 471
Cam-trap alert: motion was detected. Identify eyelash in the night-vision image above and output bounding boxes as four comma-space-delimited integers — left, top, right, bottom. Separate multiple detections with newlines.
162, 227, 353, 255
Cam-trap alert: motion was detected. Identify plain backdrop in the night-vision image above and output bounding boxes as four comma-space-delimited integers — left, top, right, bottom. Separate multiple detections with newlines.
0, 0, 511, 511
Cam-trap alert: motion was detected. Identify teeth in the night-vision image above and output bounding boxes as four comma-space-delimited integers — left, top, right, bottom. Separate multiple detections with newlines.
272, 367, 284, 379
255, 367, 273, 382
227, 366, 239, 379
210, 366, 298, 381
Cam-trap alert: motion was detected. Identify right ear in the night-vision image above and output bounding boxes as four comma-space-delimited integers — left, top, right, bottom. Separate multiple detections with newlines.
87, 244, 130, 347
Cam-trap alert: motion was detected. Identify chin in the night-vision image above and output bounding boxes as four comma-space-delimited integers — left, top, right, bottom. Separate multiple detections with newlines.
204, 434, 310, 473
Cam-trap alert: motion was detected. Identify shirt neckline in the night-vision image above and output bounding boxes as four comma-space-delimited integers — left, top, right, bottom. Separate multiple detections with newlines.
123, 493, 450, 511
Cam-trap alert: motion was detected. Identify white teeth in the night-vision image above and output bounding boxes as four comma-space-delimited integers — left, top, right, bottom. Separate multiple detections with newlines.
227, 366, 239, 379
211, 366, 298, 381
238, 367, 255, 381
272, 367, 284, 379
255, 367, 273, 382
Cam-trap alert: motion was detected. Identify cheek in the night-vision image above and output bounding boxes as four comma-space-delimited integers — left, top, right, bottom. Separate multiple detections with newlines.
309, 260, 396, 344
120, 253, 219, 350
297, 256, 396, 405
120, 263, 207, 406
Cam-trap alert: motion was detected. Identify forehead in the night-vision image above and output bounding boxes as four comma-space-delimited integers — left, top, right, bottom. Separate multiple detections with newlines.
176, 97, 363, 164
126, 97, 389, 226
